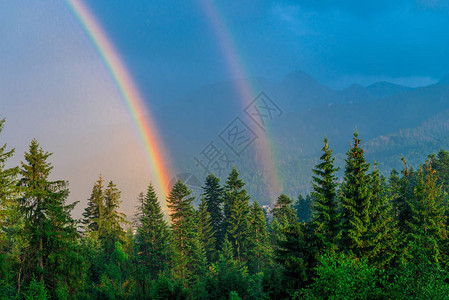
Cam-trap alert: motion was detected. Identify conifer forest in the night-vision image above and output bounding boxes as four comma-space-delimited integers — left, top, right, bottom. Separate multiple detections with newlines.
3, 117, 449, 299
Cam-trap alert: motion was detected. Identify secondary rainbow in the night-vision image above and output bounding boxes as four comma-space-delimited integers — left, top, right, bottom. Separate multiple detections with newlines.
65, 0, 172, 201
199, 0, 283, 200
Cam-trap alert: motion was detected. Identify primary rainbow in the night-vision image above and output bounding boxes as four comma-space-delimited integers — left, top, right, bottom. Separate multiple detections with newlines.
199, 0, 283, 200
65, 0, 172, 201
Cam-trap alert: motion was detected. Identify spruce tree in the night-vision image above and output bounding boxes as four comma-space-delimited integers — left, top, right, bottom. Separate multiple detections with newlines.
82, 176, 105, 235
102, 180, 127, 251
408, 160, 447, 265
393, 159, 415, 235
270, 194, 298, 258
167, 179, 204, 282
196, 196, 216, 263
202, 174, 224, 250
275, 222, 309, 291
17, 139, 81, 294
366, 164, 398, 268
430, 149, 449, 193
135, 183, 171, 281
223, 167, 250, 260
338, 132, 372, 258
0, 118, 18, 248
245, 201, 272, 274
310, 137, 339, 253
272, 194, 297, 226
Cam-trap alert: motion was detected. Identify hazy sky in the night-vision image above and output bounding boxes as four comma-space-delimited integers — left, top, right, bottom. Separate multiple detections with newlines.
1, 0, 449, 217
83, 0, 449, 92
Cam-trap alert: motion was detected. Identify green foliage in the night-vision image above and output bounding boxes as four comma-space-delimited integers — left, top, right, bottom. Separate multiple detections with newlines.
204, 236, 250, 300
23, 275, 49, 300
135, 183, 171, 280
338, 132, 373, 258
196, 196, 216, 263
310, 137, 339, 254
17, 139, 81, 296
167, 179, 206, 283
223, 167, 251, 260
300, 254, 385, 300
245, 201, 272, 274
0, 118, 18, 250
386, 238, 449, 299
2, 127, 449, 299
203, 174, 225, 250
294, 194, 312, 223
365, 164, 398, 268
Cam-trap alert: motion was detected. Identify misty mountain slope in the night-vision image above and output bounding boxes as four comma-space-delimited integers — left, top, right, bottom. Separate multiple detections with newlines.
366, 81, 413, 98
157, 71, 449, 203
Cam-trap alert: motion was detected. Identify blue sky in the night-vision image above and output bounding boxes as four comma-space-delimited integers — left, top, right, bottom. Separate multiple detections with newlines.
81, 0, 449, 92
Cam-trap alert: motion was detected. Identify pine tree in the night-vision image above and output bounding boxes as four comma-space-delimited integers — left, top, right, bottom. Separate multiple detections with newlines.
17, 139, 81, 295
272, 194, 297, 226
82, 176, 105, 235
310, 137, 339, 253
102, 180, 127, 252
202, 174, 224, 250
275, 222, 309, 291
196, 196, 216, 263
245, 201, 272, 274
223, 167, 250, 260
366, 164, 398, 268
338, 132, 372, 258
0, 118, 18, 248
430, 149, 449, 193
407, 160, 447, 265
393, 159, 415, 235
270, 194, 298, 259
0, 119, 19, 298
167, 179, 202, 282
135, 183, 171, 281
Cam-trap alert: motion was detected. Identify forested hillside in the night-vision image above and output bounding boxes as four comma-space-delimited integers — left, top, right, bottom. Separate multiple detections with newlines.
2, 117, 449, 299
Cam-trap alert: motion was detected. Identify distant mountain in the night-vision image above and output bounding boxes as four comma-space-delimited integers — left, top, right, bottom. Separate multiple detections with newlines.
439, 74, 449, 85
156, 71, 449, 204
366, 81, 413, 98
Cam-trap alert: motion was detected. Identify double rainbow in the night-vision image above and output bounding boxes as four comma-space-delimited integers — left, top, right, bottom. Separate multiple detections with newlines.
66, 0, 283, 203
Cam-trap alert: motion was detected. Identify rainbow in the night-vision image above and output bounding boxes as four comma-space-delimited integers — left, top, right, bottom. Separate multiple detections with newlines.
65, 0, 172, 201
199, 0, 283, 200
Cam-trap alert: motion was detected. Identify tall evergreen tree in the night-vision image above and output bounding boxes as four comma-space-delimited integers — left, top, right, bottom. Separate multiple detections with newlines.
102, 181, 127, 251
196, 196, 216, 263
202, 174, 224, 250
393, 159, 415, 235
366, 164, 398, 268
310, 137, 339, 253
135, 183, 171, 281
0, 119, 19, 298
429, 149, 449, 194
408, 160, 447, 265
245, 201, 272, 274
223, 167, 250, 260
272, 194, 297, 226
270, 194, 298, 258
167, 179, 205, 282
82, 176, 105, 235
338, 132, 372, 258
0, 118, 18, 248
17, 139, 81, 295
